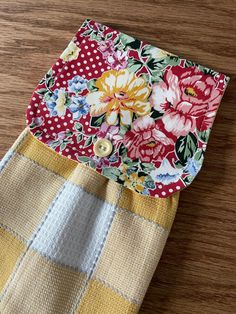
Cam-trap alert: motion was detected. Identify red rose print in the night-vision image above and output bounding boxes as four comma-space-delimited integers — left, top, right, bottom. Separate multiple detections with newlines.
123, 116, 174, 163
150, 66, 222, 136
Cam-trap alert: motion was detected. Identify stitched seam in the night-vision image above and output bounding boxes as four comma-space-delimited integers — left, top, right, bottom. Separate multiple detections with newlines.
118, 207, 170, 232
30, 248, 87, 274
0, 183, 67, 309
93, 275, 140, 305
70, 185, 124, 314
0, 223, 27, 244
15, 152, 169, 229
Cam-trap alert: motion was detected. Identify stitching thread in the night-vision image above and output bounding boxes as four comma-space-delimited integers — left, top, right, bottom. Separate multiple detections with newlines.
70, 185, 124, 314
0, 183, 67, 309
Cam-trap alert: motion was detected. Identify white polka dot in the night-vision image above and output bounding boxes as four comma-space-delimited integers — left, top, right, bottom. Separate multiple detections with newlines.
34, 103, 39, 107
56, 62, 60, 66
43, 128, 47, 132
68, 155, 71, 159
71, 64, 75, 68
161, 191, 166, 196
72, 147, 77, 151
32, 97, 36, 101
98, 62, 102, 66
86, 66, 90, 70
43, 107, 47, 111
61, 116, 65, 120
37, 109, 40, 114
46, 134, 50, 138
81, 54, 85, 58
63, 81, 66, 85
83, 60, 87, 64
88, 73, 92, 76
82, 40, 86, 43
89, 58, 94, 62
54, 118, 58, 122
169, 188, 173, 193
79, 69, 83, 72
88, 149, 92, 153
107, 66, 111, 70
91, 43, 95, 47
52, 132, 56, 137
101, 68, 104, 72
63, 122, 67, 126
79, 145, 83, 148
50, 126, 54, 130
64, 66, 68, 70
77, 62, 81, 66
28, 105, 31, 109
68, 113, 71, 117
70, 120, 74, 123
66, 72, 71, 76
48, 120, 52, 124
88, 128, 91, 131
96, 56, 99, 60
85, 121, 89, 125
94, 70, 98, 74
56, 83, 60, 87
57, 124, 61, 128
60, 74, 64, 78
73, 70, 77, 75
93, 49, 97, 53
71, 140, 74, 144
58, 68, 62, 72
158, 184, 162, 189
82, 151, 85, 155
85, 45, 88, 49
92, 64, 96, 68
176, 186, 181, 190
65, 148, 69, 152
45, 114, 49, 118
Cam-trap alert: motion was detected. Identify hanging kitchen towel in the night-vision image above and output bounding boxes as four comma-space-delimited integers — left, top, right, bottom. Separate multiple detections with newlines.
0, 19, 229, 314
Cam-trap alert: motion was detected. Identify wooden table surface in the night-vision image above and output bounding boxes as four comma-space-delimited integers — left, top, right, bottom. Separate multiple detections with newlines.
0, 1, 235, 313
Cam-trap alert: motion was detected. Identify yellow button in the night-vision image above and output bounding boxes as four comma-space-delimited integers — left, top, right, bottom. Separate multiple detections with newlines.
93, 138, 113, 157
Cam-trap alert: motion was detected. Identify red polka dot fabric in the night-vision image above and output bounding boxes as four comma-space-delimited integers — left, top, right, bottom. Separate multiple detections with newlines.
26, 19, 230, 198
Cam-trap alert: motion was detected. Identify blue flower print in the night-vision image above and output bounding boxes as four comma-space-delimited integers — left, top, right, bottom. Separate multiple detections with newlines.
184, 157, 201, 176
45, 88, 67, 117
68, 75, 88, 94
68, 95, 90, 120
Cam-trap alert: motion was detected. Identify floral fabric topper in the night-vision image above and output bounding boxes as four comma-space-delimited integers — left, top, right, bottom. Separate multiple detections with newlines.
26, 19, 230, 198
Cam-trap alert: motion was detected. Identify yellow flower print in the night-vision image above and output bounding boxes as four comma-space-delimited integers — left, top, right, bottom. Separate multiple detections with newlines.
86, 69, 151, 125
54, 89, 67, 117
60, 41, 81, 62
120, 171, 145, 193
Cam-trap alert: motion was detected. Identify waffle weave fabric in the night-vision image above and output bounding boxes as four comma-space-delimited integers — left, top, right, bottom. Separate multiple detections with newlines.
0, 128, 179, 313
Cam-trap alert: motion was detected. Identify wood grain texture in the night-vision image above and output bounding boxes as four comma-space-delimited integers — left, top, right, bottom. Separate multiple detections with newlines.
0, 1, 235, 313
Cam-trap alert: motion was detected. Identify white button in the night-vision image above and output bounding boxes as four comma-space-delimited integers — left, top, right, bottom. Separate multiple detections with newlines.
93, 138, 113, 157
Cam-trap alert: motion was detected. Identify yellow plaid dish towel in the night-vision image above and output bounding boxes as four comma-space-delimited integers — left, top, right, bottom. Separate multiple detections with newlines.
0, 19, 229, 313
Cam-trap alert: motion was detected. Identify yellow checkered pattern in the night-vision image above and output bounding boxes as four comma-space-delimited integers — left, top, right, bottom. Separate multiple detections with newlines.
0, 128, 179, 313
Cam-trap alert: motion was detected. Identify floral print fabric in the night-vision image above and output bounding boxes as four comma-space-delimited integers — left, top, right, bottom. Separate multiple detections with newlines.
26, 19, 229, 198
